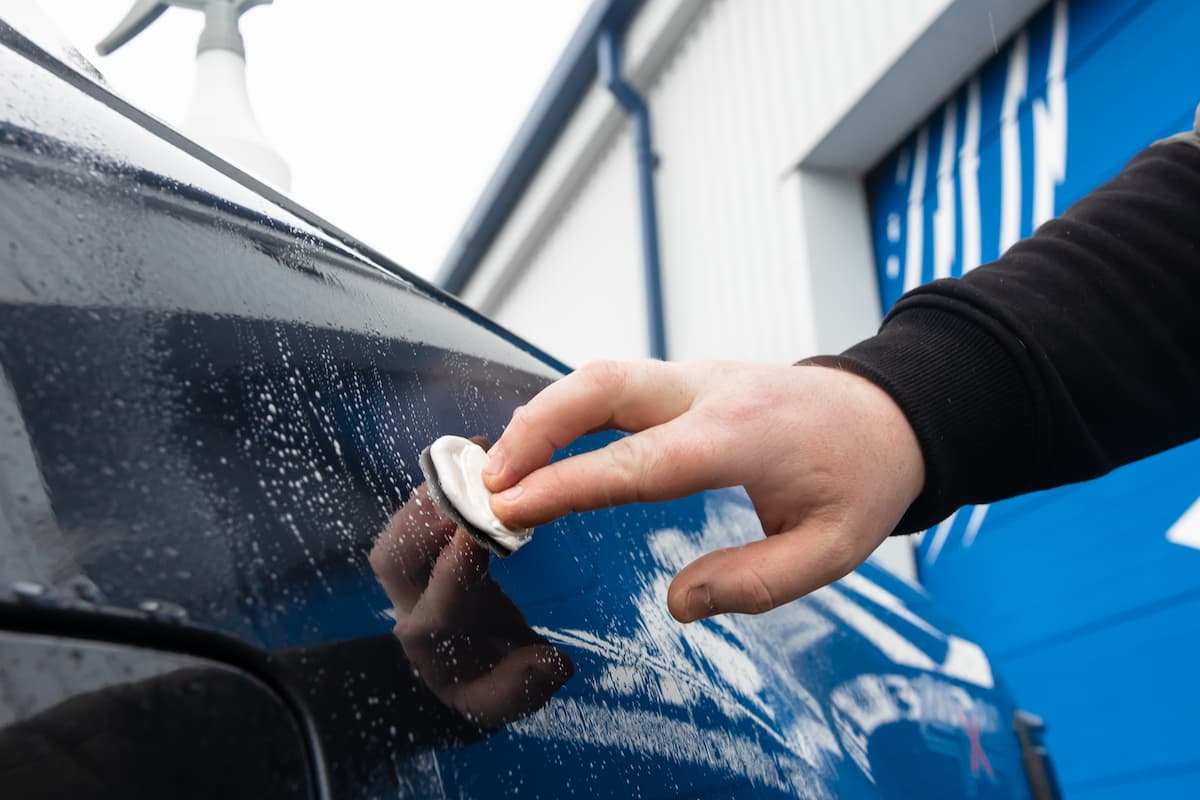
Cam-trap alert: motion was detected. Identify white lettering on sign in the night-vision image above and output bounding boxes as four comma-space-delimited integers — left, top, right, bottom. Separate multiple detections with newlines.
1033, 0, 1070, 230
1167, 496, 1200, 550
960, 78, 982, 273
999, 31, 1028, 255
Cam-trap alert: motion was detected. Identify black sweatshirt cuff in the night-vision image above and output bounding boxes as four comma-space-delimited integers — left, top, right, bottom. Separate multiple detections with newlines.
803, 306, 1039, 533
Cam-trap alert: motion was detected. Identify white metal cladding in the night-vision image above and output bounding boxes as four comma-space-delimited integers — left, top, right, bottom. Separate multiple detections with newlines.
645, 0, 953, 362
469, 0, 956, 364
491, 130, 647, 368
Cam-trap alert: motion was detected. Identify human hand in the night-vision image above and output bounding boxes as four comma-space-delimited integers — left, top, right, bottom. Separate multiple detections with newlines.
481, 360, 924, 623
369, 477, 573, 728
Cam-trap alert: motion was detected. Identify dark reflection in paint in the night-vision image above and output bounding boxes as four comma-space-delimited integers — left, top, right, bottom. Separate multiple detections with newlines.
369, 445, 573, 729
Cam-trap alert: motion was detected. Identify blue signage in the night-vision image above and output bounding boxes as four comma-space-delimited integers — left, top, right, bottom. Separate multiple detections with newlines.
866, 1, 1200, 797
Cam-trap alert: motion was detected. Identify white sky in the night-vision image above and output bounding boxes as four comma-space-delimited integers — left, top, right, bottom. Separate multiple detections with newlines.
35, 0, 592, 280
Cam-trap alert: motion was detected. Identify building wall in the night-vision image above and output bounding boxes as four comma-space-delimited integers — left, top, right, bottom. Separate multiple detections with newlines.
647, 0, 949, 362
465, 0, 962, 364
491, 130, 647, 367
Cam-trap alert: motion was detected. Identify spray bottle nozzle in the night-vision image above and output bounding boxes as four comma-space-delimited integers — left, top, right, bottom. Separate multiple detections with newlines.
97, 0, 272, 59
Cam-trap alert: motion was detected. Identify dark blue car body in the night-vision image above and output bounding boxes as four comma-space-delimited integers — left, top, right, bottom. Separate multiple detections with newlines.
0, 10, 1052, 798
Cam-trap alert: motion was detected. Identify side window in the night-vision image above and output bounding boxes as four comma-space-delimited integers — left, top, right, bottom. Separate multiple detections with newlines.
0, 632, 313, 799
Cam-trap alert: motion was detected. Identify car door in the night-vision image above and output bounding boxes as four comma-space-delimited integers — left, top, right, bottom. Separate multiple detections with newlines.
0, 14, 1047, 799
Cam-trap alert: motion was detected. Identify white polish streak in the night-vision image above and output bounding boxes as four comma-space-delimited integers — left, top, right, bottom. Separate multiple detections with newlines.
999, 31, 1029, 254
933, 100, 958, 280
942, 636, 995, 688
521, 498, 998, 797
832, 575, 994, 689
511, 698, 834, 798
960, 78, 983, 272
810, 586, 938, 672
838, 572, 944, 639
832, 672, 999, 779
538, 502, 847, 784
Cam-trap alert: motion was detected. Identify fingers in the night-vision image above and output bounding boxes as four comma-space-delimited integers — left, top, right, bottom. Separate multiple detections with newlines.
483, 360, 693, 493
490, 413, 737, 529
665, 522, 867, 622
416, 529, 491, 619
368, 484, 457, 611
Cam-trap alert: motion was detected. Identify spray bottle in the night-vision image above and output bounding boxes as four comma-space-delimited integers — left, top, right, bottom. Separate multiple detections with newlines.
97, 0, 291, 190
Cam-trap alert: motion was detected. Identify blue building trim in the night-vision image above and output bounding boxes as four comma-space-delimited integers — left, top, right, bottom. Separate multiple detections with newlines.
437, 0, 642, 296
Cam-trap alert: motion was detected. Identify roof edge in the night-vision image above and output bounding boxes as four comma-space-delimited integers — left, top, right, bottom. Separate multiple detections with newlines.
437, 0, 642, 295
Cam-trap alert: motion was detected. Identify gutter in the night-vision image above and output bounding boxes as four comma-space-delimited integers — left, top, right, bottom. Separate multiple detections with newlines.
596, 27, 668, 360
437, 0, 642, 296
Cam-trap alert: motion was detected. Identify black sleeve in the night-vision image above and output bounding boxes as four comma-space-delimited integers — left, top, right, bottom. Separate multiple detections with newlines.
818, 136, 1200, 533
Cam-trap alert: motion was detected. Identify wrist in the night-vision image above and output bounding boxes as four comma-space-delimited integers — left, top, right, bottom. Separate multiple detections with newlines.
795, 358, 925, 516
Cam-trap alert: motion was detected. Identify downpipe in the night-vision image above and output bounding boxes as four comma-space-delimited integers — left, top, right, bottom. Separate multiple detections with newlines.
597, 28, 668, 360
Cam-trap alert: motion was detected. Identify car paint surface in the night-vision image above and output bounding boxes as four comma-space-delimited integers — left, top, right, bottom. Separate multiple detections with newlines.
0, 15, 1034, 799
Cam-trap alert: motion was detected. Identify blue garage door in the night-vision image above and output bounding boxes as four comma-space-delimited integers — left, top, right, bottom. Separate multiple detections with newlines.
866, 1, 1200, 797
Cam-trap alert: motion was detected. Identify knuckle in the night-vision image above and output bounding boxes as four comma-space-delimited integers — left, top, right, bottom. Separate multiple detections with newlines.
605, 436, 652, 501
507, 404, 530, 430
605, 435, 642, 476
507, 403, 559, 456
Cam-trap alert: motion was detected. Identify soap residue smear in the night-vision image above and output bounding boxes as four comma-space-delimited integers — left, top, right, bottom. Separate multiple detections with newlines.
428, 435, 532, 552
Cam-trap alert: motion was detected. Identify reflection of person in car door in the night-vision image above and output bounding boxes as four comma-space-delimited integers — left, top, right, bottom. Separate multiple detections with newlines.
481, 118, 1200, 624
369, 456, 573, 728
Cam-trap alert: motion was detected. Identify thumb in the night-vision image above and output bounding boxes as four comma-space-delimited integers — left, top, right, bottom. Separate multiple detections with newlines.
666, 523, 870, 622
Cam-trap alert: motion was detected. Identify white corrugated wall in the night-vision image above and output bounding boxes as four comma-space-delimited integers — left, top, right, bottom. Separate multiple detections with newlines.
468, 0, 954, 364
490, 130, 646, 367
646, 0, 950, 362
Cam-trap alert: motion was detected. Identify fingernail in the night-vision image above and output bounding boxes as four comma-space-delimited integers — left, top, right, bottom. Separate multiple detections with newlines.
484, 448, 504, 476
496, 485, 523, 502
685, 585, 714, 622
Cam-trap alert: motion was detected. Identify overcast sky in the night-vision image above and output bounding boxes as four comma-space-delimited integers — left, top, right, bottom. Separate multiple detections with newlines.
35, 0, 591, 281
